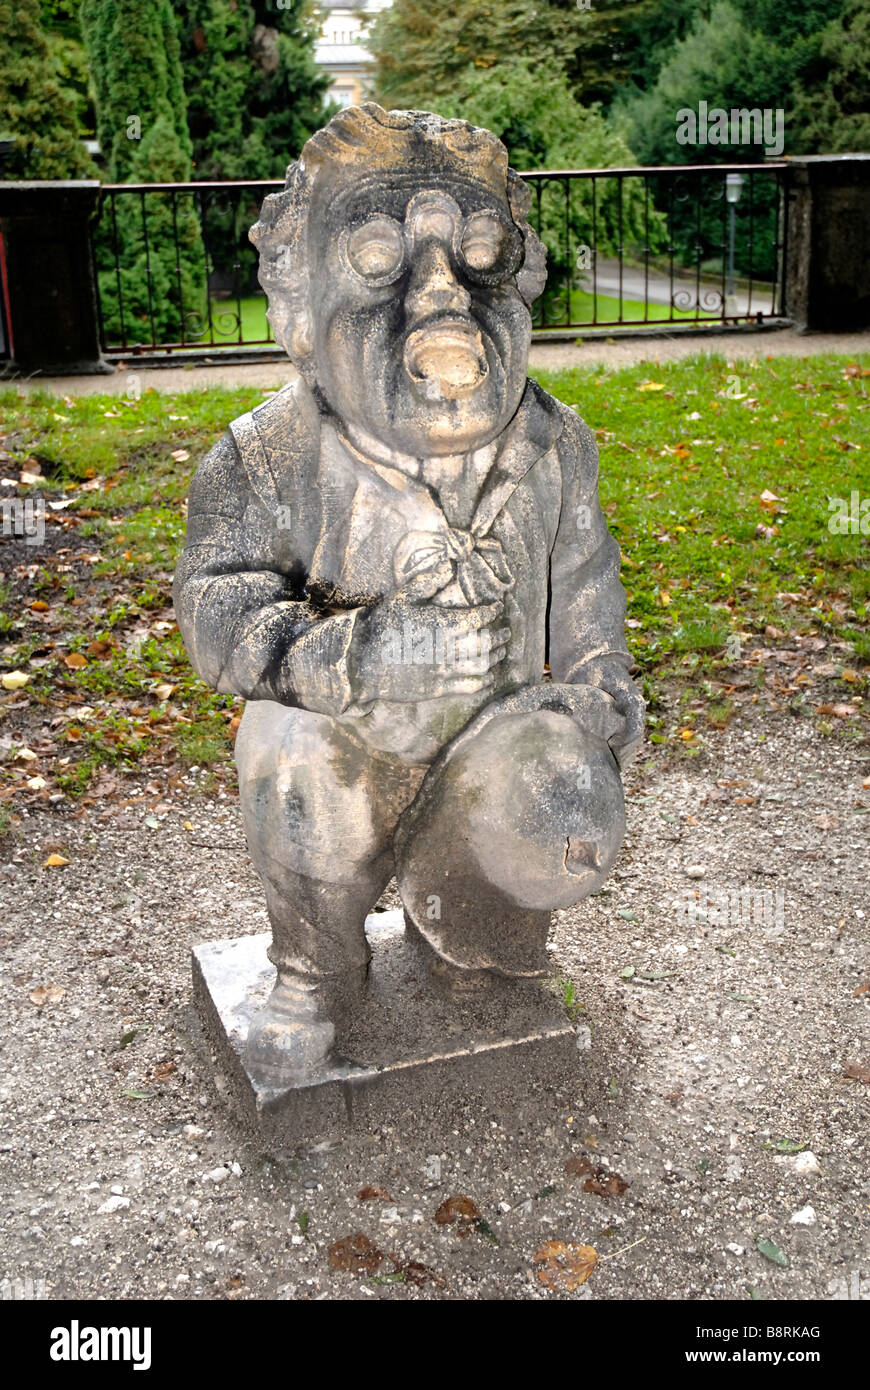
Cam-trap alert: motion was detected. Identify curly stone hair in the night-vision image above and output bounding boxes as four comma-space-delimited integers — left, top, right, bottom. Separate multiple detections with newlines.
250, 103, 548, 373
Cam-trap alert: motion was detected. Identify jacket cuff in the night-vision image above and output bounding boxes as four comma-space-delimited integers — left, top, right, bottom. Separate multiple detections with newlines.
278, 608, 364, 716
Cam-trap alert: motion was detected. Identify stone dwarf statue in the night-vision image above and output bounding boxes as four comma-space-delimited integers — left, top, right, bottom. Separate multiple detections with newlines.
174, 104, 644, 1083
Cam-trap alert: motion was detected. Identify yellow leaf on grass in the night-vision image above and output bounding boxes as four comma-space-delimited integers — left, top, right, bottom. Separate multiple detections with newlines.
534, 1240, 599, 1291
43, 853, 69, 868
679, 728, 695, 740
30, 600, 49, 612
2, 671, 30, 691
63, 653, 88, 669
636, 380, 665, 392
759, 489, 785, 511
841, 669, 859, 683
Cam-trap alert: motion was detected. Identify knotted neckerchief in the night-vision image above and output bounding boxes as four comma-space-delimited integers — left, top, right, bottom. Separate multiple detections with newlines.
392, 525, 513, 605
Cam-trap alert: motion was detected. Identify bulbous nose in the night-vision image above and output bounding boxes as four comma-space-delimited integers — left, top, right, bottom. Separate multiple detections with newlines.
405, 238, 471, 326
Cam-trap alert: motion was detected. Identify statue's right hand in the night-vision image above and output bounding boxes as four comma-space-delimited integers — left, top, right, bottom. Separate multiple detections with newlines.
348, 582, 510, 705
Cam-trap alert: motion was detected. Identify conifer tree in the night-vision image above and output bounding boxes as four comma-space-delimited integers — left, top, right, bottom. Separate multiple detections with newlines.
80, 0, 206, 344
174, 0, 332, 179
0, 0, 94, 178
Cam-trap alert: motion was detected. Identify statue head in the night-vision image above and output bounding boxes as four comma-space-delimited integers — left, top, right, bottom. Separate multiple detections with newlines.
250, 104, 547, 457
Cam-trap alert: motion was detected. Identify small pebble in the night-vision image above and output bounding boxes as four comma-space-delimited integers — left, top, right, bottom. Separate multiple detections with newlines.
790, 1205, 817, 1226
96, 1195, 130, 1214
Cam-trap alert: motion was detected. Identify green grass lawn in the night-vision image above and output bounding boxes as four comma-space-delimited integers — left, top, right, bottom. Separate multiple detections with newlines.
1, 351, 867, 795
206, 295, 272, 345
541, 287, 711, 327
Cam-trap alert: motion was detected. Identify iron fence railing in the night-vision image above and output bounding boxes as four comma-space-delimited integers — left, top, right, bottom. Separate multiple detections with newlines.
93, 163, 790, 357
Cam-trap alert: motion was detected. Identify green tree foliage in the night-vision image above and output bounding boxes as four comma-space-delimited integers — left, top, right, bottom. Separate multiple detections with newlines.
80, 0, 192, 179
0, 0, 95, 177
615, 0, 850, 164
172, 1, 333, 299
39, 0, 95, 138
791, 0, 870, 151
175, 0, 331, 181
553, 0, 706, 108
80, 0, 206, 344
367, 0, 574, 111
611, 0, 857, 275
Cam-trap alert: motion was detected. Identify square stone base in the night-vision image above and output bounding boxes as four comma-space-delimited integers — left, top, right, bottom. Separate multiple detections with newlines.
192, 910, 579, 1149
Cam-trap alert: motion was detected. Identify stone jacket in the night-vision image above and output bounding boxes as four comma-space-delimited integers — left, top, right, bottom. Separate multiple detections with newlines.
173, 376, 632, 764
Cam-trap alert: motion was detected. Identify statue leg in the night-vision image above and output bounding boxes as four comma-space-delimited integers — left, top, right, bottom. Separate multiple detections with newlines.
235, 700, 425, 1082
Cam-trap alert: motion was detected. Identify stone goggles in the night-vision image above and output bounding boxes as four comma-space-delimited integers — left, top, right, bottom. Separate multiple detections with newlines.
338, 190, 524, 290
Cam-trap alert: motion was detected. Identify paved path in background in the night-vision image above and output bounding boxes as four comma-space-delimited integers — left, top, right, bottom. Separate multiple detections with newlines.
4, 327, 868, 397
580, 256, 765, 315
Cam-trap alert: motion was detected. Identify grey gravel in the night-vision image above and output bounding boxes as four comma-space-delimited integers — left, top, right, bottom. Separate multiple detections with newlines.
0, 698, 867, 1300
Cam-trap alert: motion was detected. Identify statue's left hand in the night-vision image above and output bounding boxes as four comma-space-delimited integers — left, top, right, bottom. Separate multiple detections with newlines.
570, 659, 645, 767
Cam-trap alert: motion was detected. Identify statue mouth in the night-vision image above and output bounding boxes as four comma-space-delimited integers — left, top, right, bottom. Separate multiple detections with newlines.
403, 316, 489, 399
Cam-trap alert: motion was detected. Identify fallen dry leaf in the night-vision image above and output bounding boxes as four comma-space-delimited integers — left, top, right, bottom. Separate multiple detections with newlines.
171, 449, 190, 462
396, 1260, 444, 1287
153, 683, 175, 701
152, 1061, 175, 1082
63, 653, 88, 670
853, 982, 870, 997
584, 1171, 629, 1199
43, 853, 69, 868
1, 671, 30, 691
817, 703, 859, 718
15, 748, 38, 762
434, 1194, 481, 1236
533, 1240, 599, 1291
357, 1186, 393, 1203
564, 1156, 596, 1178
759, 489, 785, 511
29, 982, 66, 1007
328, 1234, 384, 1273
842, 1061, 870, 1085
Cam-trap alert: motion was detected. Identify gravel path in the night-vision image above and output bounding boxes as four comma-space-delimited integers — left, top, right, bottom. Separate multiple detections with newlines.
6, 327, 870, 398
2, 696, 867, 1301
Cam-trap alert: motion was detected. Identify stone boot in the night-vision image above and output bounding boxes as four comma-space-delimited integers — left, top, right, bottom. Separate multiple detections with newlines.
244, 977, 337, 1085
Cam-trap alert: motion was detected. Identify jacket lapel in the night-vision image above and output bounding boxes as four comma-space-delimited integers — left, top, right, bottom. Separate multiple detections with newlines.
471, 379, 564, 538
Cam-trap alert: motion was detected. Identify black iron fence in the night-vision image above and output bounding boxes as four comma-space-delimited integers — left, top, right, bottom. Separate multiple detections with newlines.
92, 162, 789, 357
3, 154, 862, 376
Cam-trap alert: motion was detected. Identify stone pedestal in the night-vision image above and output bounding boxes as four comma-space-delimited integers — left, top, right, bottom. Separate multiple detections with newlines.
785, 154, 870, 332
0, 181, 112, 375
192, 910, 579, 1149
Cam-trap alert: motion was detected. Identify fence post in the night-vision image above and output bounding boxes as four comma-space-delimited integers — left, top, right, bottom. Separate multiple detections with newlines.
0, 180, 112, 376
784, 154, 870, 332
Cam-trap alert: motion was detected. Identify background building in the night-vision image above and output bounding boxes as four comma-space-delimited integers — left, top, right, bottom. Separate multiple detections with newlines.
314, 0, 391, 109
